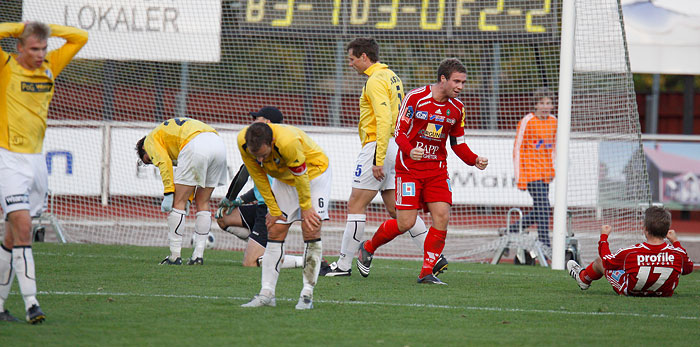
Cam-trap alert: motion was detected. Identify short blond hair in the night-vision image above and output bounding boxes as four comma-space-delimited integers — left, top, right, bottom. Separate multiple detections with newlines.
19, 22, 51, 44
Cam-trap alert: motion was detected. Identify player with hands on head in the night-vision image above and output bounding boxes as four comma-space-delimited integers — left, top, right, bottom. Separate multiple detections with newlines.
214, 106, 303, 269
0, 21, 87, 324
136, 118, 227, 266
237, 118, 331, 310
320, 37, 438, 277
356, 58, 488, 285
567, 206, 694, 296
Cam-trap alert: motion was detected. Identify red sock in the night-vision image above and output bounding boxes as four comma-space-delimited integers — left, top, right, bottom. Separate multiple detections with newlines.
419, 227, 446, 278
365, 219, 402, 254
580, 262, 602, 284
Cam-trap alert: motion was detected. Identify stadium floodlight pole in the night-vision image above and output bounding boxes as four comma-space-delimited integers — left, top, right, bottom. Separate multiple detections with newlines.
552, 0, 577, 270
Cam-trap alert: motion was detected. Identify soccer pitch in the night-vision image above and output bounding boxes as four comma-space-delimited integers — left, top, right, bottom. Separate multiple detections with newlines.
1, 243, 698, 345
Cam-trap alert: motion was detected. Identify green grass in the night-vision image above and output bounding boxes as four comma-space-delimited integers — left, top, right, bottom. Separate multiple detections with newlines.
2, 243, 699, 346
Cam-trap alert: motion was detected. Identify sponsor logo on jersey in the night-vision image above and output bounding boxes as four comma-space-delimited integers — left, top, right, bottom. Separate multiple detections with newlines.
435, 109, 442, 114
402, 182, 415, 197
406, 106, 414, 119
21, 82, 53, 93
535, 139, 554, 149
429, 114, 445, 122
637, 252, 675, 265
446, 117, 456, 124
610, 269, 624, 281
415, 111, 428, 120
5, 193, 29, 206
420, 123, 444, 139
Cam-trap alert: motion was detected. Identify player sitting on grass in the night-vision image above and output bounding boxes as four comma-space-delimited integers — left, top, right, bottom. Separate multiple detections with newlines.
567, 206, 694, 297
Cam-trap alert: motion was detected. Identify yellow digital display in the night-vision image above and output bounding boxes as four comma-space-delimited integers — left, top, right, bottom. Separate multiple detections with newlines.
241, 0, 556, 36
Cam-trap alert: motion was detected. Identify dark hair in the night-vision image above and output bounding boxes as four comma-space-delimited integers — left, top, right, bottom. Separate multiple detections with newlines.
19, 22, 51, 44
346, 38, 379, 63
245, 123, 273, 153
644, 206, 671, 238
436, 58, 467, 82
135, 136, 147, 162
533, 87, 555, 106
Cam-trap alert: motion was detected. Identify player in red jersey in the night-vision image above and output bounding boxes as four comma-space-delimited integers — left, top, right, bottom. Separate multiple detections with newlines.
567, 206, 694, 297
356, 58, 488, 284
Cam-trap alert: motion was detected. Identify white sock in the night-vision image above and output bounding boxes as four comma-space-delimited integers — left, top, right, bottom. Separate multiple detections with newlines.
192, 211, 212, 259
337, 214, 365, 271
408, 215, 428, 251
260, 241, 283, 297
301, 240, 322, 298
167, 209, 187, 259
0, 245, 14, 312
13, 246, 39, 311
280, 255, 304, 269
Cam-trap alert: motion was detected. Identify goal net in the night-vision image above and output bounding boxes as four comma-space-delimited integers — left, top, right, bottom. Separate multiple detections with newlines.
0, 0, 649, 265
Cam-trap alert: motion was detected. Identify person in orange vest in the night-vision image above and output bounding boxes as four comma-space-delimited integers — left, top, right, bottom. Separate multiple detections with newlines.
504, 88, 557, 247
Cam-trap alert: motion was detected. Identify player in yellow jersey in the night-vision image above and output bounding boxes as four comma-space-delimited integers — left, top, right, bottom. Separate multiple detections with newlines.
320, 38, 442, 277
0, 22, 87, 324
238, 121, 331, 310
135, 118, 227, 266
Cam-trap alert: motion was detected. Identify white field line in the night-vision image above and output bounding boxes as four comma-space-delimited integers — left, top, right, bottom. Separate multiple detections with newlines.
34, 251, 700, 280
36, 290, 700, 321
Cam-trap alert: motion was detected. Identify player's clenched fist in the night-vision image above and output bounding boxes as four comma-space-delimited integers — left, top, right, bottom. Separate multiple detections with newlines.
409, 146, 425, 160
600, 224, 612, 235
475, 156, 488, 170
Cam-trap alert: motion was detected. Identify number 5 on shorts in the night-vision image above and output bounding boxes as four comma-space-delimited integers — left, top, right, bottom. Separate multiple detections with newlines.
354, 164, 362, 177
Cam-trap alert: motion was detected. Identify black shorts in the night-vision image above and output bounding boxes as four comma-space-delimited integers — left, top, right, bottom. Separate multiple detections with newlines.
239, 204, 268, 247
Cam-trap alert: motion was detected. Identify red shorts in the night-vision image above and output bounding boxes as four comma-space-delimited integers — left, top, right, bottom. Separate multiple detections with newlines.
395, 170, 452, 210
605, 269, 628, 296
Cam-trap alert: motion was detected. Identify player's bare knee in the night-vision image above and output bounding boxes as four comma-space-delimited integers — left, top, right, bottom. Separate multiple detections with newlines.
397, 219, 415, 232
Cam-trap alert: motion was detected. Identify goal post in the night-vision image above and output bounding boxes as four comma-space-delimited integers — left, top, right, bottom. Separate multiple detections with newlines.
0, 0, 649, 266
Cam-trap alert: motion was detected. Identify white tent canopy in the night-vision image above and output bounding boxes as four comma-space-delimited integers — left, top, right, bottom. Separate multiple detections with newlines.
623, 0, 700, 74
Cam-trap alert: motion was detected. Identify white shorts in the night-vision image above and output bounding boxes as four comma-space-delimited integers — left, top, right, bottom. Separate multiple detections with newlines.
351, 139, 396, 191
174, 132, 228, 188
0, 148, 48, 217
271, 167, 332, 225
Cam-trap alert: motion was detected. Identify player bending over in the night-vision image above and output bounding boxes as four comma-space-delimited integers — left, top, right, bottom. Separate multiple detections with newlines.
356, 58, 488, 284
0, 21, 87, 324
136, 118, 227, 265
567, 206, 694, 296
215, 105, 303, 269
238, 121, 331, 310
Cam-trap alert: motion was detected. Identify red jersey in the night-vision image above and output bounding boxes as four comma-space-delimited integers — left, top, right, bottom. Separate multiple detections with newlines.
599, 234, 694, 297
394, 85, 475, 177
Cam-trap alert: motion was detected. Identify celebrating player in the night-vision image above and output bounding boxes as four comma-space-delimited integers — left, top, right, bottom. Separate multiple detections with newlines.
0, 22, 87, 324
215, 106, 303, 269
567, 206, 694, 296
238, 122, 331, 310
502, 88, 557, 247
356, 58, 488, 285
135, 118, 227, 266
321, 38, 438, 277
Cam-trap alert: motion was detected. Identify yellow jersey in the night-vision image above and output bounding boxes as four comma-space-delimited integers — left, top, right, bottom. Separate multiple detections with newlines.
0, 23, 88, 154
144, 118, 217, 194
358, 62, 403, 166
237, 124, 329, 216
